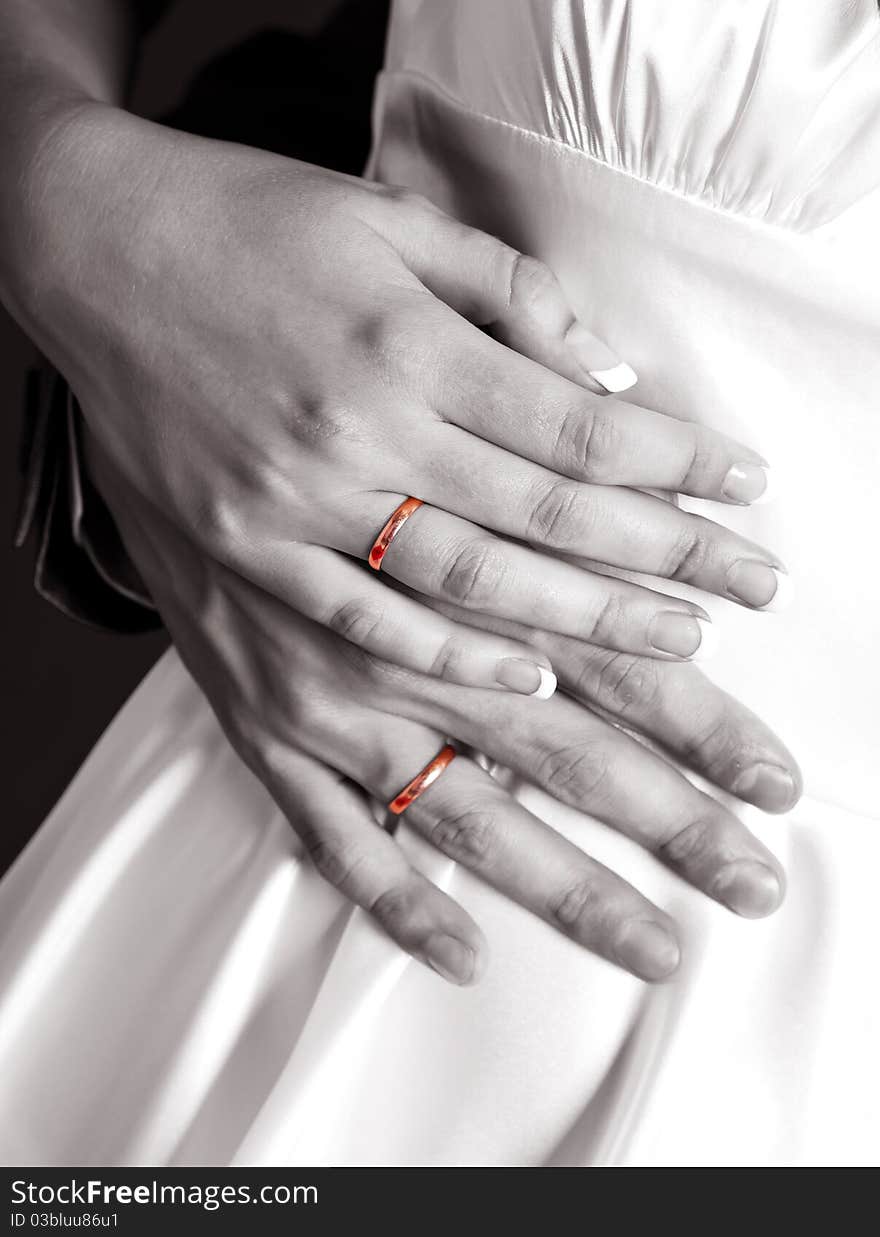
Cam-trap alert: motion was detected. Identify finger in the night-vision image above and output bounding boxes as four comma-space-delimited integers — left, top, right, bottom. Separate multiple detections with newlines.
396, 676, 786, 920
399, 755, 682, 981
108, 496, 490, 987
375, 192, 638, 393
271, 543, 558, 698
336, 492, 719, 660
250, 740, 487, 985
409, 431, 789, 610
384, 208, 771, 501
206, 590, 683, 983
406, 598, 803, 813
379, 196, 766, 498
332, 731, 681, 983
426, 308, 772, 503
553, 645, 803, 814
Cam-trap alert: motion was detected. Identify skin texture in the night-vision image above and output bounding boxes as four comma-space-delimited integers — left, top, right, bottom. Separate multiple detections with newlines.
1, 2, 802, 984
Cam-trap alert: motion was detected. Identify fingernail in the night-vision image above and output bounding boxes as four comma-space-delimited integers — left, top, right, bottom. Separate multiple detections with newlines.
564, 322, 638, 392
614, 920, 681, 981
648, 612, 718, 661
722, 462, 775, 505
725, 562, 793, 611
495, 657, 557, 699
731, 763, 798, 812
423, 934, 477, 984
712, 860, 783, 918
588, 362, 639, 393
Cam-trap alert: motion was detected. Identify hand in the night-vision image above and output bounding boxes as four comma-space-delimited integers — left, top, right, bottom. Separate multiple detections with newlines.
90, 439, 799, 987
18, 102, 786, 696
414, 590, 802, 816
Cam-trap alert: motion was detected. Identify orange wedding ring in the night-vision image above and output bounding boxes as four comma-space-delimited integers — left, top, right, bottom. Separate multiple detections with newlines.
387, 744, 457, 816
368, 496, 424, 570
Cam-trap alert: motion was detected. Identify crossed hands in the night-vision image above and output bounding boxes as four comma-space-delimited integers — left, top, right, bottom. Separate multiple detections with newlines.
18, 103, 799, 984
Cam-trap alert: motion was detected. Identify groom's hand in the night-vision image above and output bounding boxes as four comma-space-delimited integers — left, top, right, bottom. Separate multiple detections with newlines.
92, 438, 798, 988
419, 597, 801, 817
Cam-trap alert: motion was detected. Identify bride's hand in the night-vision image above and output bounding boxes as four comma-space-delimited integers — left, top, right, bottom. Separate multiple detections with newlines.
94, 447, 798, 987
13, 102, 787, 692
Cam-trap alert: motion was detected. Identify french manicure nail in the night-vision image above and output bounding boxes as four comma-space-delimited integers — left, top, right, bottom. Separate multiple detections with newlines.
495, 657, 557, 699
423, 934, 476, 984
588, 362, 639, 393
725, 561, 792, 611
722, 462, 775, 505
564, 322, 638, 392
712, 860, 783, 918
614, 919, 681, 981
731, 763, 798, 812
648, 612, 718, 660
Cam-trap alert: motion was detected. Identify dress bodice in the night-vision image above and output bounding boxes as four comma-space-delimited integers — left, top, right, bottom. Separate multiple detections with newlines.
383, 0, 880, 229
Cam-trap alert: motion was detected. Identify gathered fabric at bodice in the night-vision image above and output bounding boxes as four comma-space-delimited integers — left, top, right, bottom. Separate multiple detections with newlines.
383, 0, 880, 229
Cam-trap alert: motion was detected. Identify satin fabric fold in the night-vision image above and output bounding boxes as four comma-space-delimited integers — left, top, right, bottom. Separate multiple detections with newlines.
383, 0, 880, 227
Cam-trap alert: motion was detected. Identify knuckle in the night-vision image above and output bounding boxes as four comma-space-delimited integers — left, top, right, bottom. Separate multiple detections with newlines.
382, 183, 430, 213
369, 883, 419, 937
525, 479, 589, 547
676, 426, 714, 492
549, 877, 599, 936
576, 408, 625, 482
428, 805, 498, 866
326, 598, 385, 651
592, 651, 662, 717
552, 404, 592, 479
290, 392, 367, 453
584, 590, 626, 646
303, 829, 366, 892
657, 817, 715, 867
506, 253, 561, 316
661, 525, 711, 582
441, 538, 505, 608
254, 367, 298, 424
428, 635, 467, 682
349, 306, 428, 383
537, 741, 608, 802
679, 713, 736, 778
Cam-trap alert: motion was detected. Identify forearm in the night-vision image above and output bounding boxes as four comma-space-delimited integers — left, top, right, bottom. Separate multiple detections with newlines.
0, 0, 141, 314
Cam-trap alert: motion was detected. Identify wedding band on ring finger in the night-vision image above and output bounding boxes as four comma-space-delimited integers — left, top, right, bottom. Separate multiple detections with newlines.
369, 496, 425, 570
388, 743, 457, 814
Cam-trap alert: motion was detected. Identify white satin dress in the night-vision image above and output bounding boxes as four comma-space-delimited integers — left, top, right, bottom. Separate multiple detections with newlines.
2, 0, 879, 1167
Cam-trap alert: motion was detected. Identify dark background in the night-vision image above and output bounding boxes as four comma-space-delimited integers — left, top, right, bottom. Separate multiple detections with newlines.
0, 0, 385, 874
